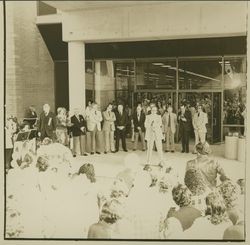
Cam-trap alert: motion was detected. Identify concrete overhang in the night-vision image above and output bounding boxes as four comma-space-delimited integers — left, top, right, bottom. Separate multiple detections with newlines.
42, 1, 166, 11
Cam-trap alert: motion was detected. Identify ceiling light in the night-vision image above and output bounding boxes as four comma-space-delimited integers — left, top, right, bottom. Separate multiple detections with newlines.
152, 63, 164, 66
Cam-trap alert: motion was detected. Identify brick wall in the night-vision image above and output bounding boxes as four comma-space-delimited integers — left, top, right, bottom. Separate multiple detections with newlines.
6, 1, 55, 121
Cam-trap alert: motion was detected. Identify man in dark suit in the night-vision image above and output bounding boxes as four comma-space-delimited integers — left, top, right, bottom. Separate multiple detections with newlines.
38, 104, 56, 141
71, 108, 88, 157
178, 104, 192, 153
133, 105, 146, 151
115, 104, 128, 152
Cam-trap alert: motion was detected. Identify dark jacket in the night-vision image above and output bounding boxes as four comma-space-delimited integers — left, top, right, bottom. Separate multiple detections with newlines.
71, 114, 87, 137
133, 111, 146, 133
178, 110, 192, 132
115, 110, 128, 128
38, 111, 56, 139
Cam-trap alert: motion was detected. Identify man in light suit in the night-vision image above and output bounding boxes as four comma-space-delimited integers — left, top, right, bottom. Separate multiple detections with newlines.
162, 105, 177, 153
145, 106, 164, 165
103, 103, 116, 154
192, 105, 208, 153
133, 104, 146, 151
86, 102, 103, 154
38, 104, 56, 141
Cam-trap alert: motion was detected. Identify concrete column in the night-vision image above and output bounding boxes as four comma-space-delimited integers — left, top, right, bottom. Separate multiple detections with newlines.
68, 41, 85, 112
94, 61, 101, 105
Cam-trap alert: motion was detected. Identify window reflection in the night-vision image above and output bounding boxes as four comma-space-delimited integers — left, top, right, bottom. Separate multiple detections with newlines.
136, 60, 176, 90
178, 58, 222, 89
223, 57, 246, 127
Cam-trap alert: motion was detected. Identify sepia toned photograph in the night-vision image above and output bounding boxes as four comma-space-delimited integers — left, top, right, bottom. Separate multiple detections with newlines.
2, 0, 248, 242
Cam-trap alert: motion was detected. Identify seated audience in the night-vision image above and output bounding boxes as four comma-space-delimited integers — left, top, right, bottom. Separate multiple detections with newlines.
87, 199, 123, 239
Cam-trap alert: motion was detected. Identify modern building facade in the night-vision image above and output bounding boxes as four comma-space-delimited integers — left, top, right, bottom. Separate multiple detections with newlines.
5, 1, 249, 144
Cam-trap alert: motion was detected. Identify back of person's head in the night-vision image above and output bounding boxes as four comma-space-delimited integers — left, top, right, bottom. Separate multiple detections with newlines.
218, 179, 241, 209
78, 163, 96, 183
36, 155, 49, 172
205, 191, 228, 225
99, 199, 123, 224
172, 184, 192, 208
196, 141, 211, 155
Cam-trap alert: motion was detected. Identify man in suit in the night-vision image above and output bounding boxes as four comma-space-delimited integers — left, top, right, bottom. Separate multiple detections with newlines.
38, 104, 56, 141
192, 105, 208, 153
103, 103, 116, 154
115, 104, 128, 152
71, 107, 88, 157
145, 106, 164, 165
162, 105, 177, 153
133, 105, 146, 151
178, 104, 192, 153
86, 102, 103, 154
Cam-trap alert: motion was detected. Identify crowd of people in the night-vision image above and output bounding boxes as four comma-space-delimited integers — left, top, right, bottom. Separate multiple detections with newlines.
5, 137, 244, 239
6, 98, 211, 170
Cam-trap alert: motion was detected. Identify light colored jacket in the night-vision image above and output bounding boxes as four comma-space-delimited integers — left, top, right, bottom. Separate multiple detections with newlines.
87, 110, 103, 131
192, 111, 208, 133
102, 110, 116, 131
145, 114, 164, 141
162, 112, 177, 133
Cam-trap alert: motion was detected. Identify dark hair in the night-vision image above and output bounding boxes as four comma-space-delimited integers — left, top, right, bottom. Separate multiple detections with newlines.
172, 184, 192, 207
218, 180, 240, 209
205, 191, 228, 225
78, 163, 96, 183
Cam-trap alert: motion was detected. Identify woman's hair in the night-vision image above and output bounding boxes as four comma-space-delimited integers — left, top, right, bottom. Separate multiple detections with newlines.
184, 167, 207, 196
78, 163, 96, 183
36, 155, 49, 172
172, 184, 192, 207
195, 141, 211, 155
99, 199, 123, 224
205, 191, 228, 225
57, 107, 66, 115
218, 179, 241, 209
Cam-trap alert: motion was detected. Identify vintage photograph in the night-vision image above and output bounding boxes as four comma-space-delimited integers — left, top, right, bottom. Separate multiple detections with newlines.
3, 0, 247, 241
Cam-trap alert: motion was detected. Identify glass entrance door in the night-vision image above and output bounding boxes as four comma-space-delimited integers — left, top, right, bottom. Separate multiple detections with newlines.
178, 92, 222, 144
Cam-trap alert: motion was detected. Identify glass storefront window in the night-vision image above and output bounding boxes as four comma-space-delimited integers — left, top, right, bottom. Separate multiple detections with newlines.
85, 61, 94, 103
136, 59, 176, 90
223, 57, 246, 126
178, 58, 222, 90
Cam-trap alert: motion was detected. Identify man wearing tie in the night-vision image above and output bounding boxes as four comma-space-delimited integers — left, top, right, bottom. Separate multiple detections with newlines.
115, 104, 128, 152
178, 104, 192, 153
192, 104, 208, 153
38, 104, 56, 141
162, 105, 177, 153
103, 103, 116, 154
87, 102, 103, 154
133, 105, 146, 151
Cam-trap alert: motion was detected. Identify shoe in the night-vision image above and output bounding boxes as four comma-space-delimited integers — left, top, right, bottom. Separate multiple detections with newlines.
83, 153, 88, 156
192, 151, 197, 154
165, 150, 169, 153
111, 151, 116, 153
142, 149, 146, 151
181, 150, 185, 153
115, 149, 119, 152
91, 152, 94, 155
171, 150, 175, 153
96, 152, 101, 154
186, 151, 189, 153
123, 149, 128, 152
104, 151, 107, 154
73, 154, 76, 157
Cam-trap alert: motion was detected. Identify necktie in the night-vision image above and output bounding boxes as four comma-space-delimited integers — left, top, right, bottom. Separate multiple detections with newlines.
198, 112, 200, 117
168, 113, 171, 127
